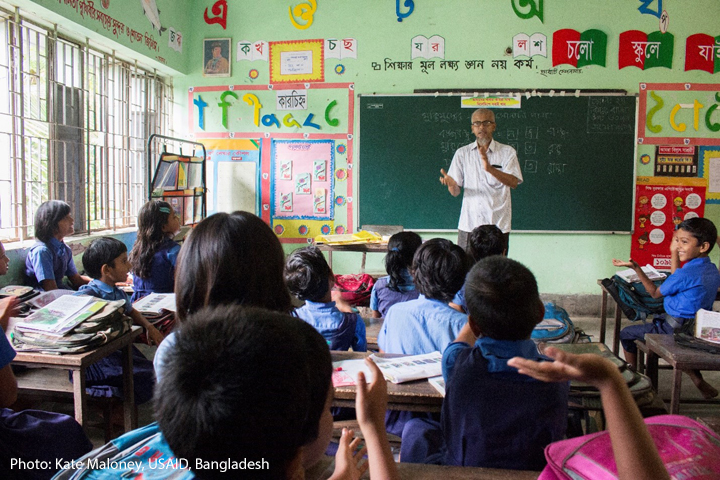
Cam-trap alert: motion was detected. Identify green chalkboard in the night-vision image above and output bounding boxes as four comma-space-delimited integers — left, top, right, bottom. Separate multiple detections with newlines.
358, 94, 636, 232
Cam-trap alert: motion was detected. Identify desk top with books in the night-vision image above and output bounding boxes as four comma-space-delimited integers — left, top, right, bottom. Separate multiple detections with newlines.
331, 351, 444, 412
314, 231, 389, 272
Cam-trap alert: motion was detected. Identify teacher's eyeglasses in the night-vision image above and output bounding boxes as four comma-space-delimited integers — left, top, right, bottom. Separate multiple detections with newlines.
471, 121, 495, 127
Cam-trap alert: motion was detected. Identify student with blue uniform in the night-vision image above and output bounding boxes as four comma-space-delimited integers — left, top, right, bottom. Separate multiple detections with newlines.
401, 256, 569, 470
286, 246, 367, 351
613, 217, 720, 398
450, 224, 506, 313
24, 200, 90, 291
378, 238, 469, 355
369, 231, 422, 319
128, 200, 182, 302
75, 237, 162, 405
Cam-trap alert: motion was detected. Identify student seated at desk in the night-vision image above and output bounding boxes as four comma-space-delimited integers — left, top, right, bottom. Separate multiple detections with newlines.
377, 238, 469, 355
75, 237, 161, 405
370, 231, 422, 319
286, 246, 367, 352
613, 217, 720, 398
401, 257, 568, 470
24, 200, 90, 291
128, 200, 182, 303
0, 245, 92, 480
153, 211, 294, 383
450, 224, 506, 313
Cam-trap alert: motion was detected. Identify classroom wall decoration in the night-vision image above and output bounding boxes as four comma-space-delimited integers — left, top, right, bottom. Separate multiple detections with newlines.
269, 40, 324, 83
325, 39, 358, 59
631, 177, 706, 268
512, 33, 547, 58
638, 0, 662, 18
700, 147, 720, 203
204, 0, 228, 29
618, 31, 673, 70
511, 0, 543, 23
552, 29, 607, 68
411, 36, 445, 60
685, 34, 720, 74
396, 0, 415, 22
653, 146, 698, 177
289, 0, 317, 29
188, 82, 354, 242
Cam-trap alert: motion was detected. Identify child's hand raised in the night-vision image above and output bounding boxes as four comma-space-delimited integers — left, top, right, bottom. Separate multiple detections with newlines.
330, 428, 368, 480
508, 347, 618, 389
356, 357, 387, 433
612, 258, 638, 269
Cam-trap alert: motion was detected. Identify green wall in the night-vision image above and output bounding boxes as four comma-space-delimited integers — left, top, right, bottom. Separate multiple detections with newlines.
7, 0, 720, 294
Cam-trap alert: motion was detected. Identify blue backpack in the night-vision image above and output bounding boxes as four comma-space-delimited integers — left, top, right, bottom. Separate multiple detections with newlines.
609, 275, 665, 321
532, 302, 575, 343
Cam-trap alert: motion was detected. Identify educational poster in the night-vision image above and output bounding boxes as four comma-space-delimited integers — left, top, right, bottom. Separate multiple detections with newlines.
202, 139, 261, 215
632, 177, 707, 269
701, 147, 720, 203
271, 139, 334, 228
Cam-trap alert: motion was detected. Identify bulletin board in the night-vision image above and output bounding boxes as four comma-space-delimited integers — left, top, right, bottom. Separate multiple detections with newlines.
188, 82, 355, 242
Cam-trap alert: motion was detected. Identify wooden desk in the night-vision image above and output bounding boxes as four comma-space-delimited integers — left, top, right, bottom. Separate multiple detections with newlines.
645, 333, 720, 414
331, 351, 443, 413
12, 326, 142, 432
316, 243, 388, 273
305, 455, 539, 480
597, 279, 623, 354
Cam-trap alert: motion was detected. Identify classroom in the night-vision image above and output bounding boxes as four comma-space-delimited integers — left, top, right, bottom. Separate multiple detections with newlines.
0, 0, 720, 478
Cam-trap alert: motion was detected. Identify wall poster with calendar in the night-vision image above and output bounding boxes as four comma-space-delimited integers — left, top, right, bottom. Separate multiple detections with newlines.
631, 177, 707, 269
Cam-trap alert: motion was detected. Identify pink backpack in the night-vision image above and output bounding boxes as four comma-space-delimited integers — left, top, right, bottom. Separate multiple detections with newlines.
333, 273, 375, 306
539, 415, 720, 480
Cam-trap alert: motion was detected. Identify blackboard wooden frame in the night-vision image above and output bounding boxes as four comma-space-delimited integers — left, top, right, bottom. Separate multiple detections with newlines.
358, 92, 637, 233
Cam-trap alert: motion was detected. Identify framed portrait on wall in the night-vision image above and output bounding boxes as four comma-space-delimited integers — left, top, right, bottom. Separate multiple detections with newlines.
203, 38, 231, 77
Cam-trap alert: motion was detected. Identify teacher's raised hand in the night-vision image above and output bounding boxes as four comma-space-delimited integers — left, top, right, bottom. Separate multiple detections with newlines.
440, 169, 461, 197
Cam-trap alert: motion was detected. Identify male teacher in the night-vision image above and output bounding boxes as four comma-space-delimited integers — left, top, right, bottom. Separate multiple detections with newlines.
439, 108, 523, 251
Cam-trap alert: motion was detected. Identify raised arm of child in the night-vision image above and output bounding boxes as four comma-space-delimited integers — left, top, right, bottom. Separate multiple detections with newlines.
611, 258, 664, 298
128, 309, 164, 346
355, 357, 399, 480
508, 347, 669, 480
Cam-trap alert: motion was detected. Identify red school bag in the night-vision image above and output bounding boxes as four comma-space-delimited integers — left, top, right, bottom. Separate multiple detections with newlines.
333, 273, 375, 307
538, 414, 720, 480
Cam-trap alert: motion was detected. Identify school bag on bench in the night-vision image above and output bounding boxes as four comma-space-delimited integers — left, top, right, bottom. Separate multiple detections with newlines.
602, 276, 665, 322
532, 302, 588, 344
333, 273, 375, 306
538, 414, 720, 480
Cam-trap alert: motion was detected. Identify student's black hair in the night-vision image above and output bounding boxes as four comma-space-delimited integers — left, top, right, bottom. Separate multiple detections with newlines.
284, 246, 332, 302
34, 200, 71, 243
174, 211, 293, 322
412, 238, 470, 302
467, 224, 506, 263
465, 256, 542, 341
81, 237, 128, 280
385, 231, 422, 291
129, 200, 174, 279
678, 217, 718, 254
156, 305, 332, 480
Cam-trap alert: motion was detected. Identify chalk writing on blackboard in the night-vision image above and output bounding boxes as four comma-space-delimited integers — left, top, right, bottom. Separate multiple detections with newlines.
587, 97, 635, 134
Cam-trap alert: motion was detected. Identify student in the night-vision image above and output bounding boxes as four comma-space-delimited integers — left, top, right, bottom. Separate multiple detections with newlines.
0, 241, 92, 480
25, 200, 90, 291
153, 211, 294, 382
76, 237, 161, 405
401, 256, 569, 470
450, 223, 506, 313
508, 347, 670, 480
377, 238, 469, 355
285, 246, 367, 352
79, 237, 164, 345
156, 305, 398, 480
369, 231, 422, 319
613, 217, 720, 398
128, 200, 181, 303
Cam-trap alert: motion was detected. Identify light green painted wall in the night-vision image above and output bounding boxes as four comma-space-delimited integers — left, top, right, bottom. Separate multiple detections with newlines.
9, 1, 720, 294
13, 0, 192, 73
